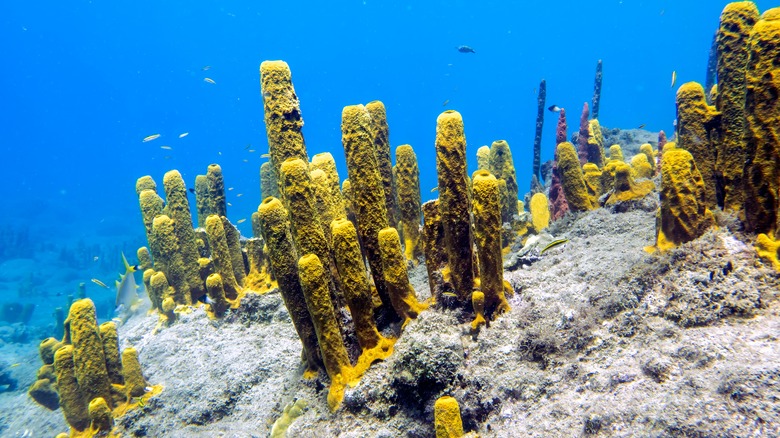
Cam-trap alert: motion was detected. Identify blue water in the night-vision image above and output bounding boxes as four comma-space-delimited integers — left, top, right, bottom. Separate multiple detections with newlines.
0, 0, 770, 330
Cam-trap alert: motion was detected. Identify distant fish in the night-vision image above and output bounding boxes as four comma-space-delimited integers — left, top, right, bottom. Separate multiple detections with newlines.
227, 202, 233, 206
236, 218, 246, 224
204, 77, 216, 84
91, 278, 110, 289
160, 145, 172, 150
188, 188, 195, 194
540, 238, 570, 254
457, 45, 476, 54
202, 65, 211, 71
236, 193, 243, 197
548, 105, 562, 113
228, 187, 234, 191
142, 134, 161, 142
670, 70, 677, 88
179, 132, 189, 138
442, 99, 450, 106
244, 144, 251, 150
261, 153, 271, 158
116, 253, 141, 311
431, 186, 439, 193
10, 363, 21, 368
637, 124, 646, 129
243, 159, 249, 162
248, 149, 256, 153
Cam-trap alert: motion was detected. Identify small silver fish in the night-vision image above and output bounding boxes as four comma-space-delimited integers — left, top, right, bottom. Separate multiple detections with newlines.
204, 77, 216, 84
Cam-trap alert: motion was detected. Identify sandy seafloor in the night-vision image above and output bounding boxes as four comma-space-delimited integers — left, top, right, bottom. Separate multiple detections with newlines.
1, 154, 779, 437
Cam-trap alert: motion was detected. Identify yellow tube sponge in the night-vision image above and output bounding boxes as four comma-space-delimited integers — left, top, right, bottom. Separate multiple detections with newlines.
150, 271, 175, 322
744, 10, 780, 235
195, 174, 210, 228
435, 110, 475, 302
378, 227, 428, 324
206, 164, 228, 218
68, 299, 112, 408
260, 161, 280, 201
297, 253, 351, 410
586, 119, 606, 167
88, 397, 113, 432
260, 60, 308, 179
138, 188, 164, 255
99, 321, 123, 385
608, 144, 624, 162
476, 145, 490, 171
488, 140, 520, 221
310, 168, 336, 244
163, 170, 206, 301
331, 218, 384, 350
470, 291, 486, 332
121, 347, 148, 399
311, 152, 347, 220
422, 200, 448, 299
606, 162, 655, 205
639, 143, 656, 172
755, 233, 780, 270
220, 216, 247, 286
342, 105, 392, 311
395, 144, 423, 261
135, 175, 156, 195
205, 215, 240, 300
716, 2, 759, 212
39, 337, 63, 365
556, 142, 595, 212
529, 192, 550, 233
205, 273, 229, 317
54, 345, 89, 431
366, 100, 399, 229
655, 149, 715, 251
583, 163, 603, 206
258, 197, 322, 372
137, 246, 152, 271
676, 82, 718, 209
152, 215, 192, 305
434, 396, 465, 438
630, 154, 654, 180
471, 171, 511, 319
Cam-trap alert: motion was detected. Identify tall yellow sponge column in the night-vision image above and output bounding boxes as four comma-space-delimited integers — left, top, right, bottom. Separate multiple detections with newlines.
163, 170, 206, 302
258, 197, 322, 372
68, 299, 112, 409
529, 192, 550, 233
121, 347, 148, 399
676, 82, 718, 208
395, 144, 423, 261
260, 61, 308, 181
205, 215, 240, 300
331, 218, 387, 352
297, 254, 351, 410
655, 149, 715, 251
54, 345, 89, 431
342, 104, 392, 312
434, 396, 465, 438
488, 140, 520, 222
471, 171, 511, 319
310, 152, 347, 221
744, 9, 780, 236
378, 227, 428, 324
422, 200, 448, 301
716, 1, 759, 212
556, 142, 595, 212
436, 110, 475, 302
366, 101, 400, 229
99, 321, 123, 385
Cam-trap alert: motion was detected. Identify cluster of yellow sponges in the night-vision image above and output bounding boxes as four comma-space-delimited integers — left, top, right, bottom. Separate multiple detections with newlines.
28, 299, 161, 437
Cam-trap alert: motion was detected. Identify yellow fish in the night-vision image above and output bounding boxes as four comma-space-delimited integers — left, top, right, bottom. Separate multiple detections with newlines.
160, 145, 172, 150
204, 77, 216, 84
670, 70, 677, 88
91, 278, 110, 289
540, 238, 570, 254
10, 363, 21, 368
236, 218, 246, 224
142, 134, 160, 142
